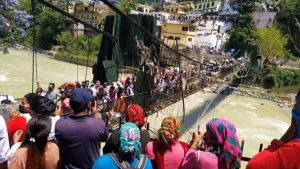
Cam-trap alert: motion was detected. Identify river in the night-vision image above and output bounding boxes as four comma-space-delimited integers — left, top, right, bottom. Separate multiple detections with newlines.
0, 48, 93, 99
146, 87, 291, 168
0, 49, 293, 168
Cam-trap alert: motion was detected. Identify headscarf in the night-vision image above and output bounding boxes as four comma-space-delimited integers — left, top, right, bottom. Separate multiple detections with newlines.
126, 104, 145, 128
206, 118, 241, 169
119, 122, 141, 158
158, 116, 181, 144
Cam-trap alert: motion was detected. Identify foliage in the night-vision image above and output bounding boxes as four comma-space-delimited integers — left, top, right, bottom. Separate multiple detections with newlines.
227, 14, 256, 49
275, 0, 300, 57
263, 66, 300, 88
33, 9, 65, 49
56, 31, 101, 63
119, 0, 137, 14
236, 0, 259, 13
56, 31, 73, 51
0, 0, 32, 46
256, 27, 288, 59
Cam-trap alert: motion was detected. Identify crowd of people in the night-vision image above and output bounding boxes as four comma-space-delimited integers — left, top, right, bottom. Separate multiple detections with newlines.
0, 86, 300, 169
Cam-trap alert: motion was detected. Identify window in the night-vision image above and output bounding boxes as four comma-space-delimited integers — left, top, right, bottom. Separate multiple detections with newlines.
211, 2, 214, 6
166, 9, 169, 12
188, 38, 192, 42
189, 26, 196, 32
176, 8, 178, 12
182, 27, 188, 31
169, 36, 174, 39
207, 3, 209, 8
171, 8, 173, 12
175, 37, 180, 40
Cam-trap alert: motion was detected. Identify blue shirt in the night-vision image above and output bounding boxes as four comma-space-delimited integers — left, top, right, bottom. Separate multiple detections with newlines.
92, 154, 153, 169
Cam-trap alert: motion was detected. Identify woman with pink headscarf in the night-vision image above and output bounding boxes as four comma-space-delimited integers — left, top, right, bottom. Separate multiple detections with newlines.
180, 118, 241, 169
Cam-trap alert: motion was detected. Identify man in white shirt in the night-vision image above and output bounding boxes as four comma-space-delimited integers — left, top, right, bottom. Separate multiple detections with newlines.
0, 115, 10, 169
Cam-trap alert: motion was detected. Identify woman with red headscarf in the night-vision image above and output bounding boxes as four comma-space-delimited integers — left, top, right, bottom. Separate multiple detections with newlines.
145, 116, 189, 169
103, 104, 150, 154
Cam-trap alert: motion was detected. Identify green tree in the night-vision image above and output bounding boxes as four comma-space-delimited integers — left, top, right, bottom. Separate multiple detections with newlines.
91, 35, 102, 52
119, 0, 137, 14
276, 0, 300, 57
256, 27, 288, 59
236, 0, 260, 13
34, 9, 64, 49
228, 14, 256, 48
56, 31, 74, 51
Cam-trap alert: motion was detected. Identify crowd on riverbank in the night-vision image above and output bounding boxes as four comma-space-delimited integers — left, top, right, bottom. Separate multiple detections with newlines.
0, 87, 300, 169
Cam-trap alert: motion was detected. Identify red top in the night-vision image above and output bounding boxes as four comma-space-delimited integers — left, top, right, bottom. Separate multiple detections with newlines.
6, 116, 27, 142
247, 139, 300, 169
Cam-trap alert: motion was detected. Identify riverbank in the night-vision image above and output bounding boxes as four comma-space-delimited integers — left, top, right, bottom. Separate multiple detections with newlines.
203, 84, 295, 108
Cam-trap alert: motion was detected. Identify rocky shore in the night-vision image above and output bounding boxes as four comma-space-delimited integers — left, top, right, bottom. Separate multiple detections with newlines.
203, 85, 295, 108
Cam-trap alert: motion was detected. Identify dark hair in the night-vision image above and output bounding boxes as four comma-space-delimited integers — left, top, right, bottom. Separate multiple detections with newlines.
110, 86, 115, 90
36, 87, 43, 94
49, 83, 55, 88
70, 100, 88, 114
21, 115, 51, 169
30, 96, 56, 116
297, 88, 300, 97
24, 93, 39, 103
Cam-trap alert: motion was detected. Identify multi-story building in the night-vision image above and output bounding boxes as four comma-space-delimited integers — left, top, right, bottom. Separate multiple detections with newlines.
193, 0, 222, 13
194, 20, 232, 49
74, 2, 103, 35
162, 2, 186, 15
136, 4, 154, 13
160, 20, 196, 48
252, 11, 276, 28
186, 0, 238, 17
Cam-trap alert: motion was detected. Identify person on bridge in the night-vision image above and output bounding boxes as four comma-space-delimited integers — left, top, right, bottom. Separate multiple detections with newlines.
180, 118, 241, 169
246, 89, 300, 169
145, 116, 189, 169
92, 122, 153, 169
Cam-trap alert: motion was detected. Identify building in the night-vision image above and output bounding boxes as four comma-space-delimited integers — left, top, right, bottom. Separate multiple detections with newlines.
160, 21, 196, 48
252, 11, 276, 28
136, 4, 153, 13
194, 20, 232, 49
162, 2, 186, 15
74, 2, 103, 35
186, 0, 238, 17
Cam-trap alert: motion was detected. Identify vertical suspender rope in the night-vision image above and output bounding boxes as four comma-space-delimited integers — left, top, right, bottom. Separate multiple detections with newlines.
176, 39, 186, 123
76, 23, 79, 82
31, 0, 36, 93
85, 36, 91, 81
35, 47, 38, 82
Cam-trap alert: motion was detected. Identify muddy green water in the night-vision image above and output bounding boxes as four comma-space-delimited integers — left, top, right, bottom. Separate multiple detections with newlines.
0, 49, 93, 98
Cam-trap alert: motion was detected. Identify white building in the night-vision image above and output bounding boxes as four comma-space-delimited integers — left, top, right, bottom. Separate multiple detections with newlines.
194, 20, 232, 49
187, 0, 238, 17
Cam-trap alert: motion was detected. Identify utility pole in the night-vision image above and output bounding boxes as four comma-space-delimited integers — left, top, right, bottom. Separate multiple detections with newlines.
31, 0, 36, 93
175, 39, 186, 123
